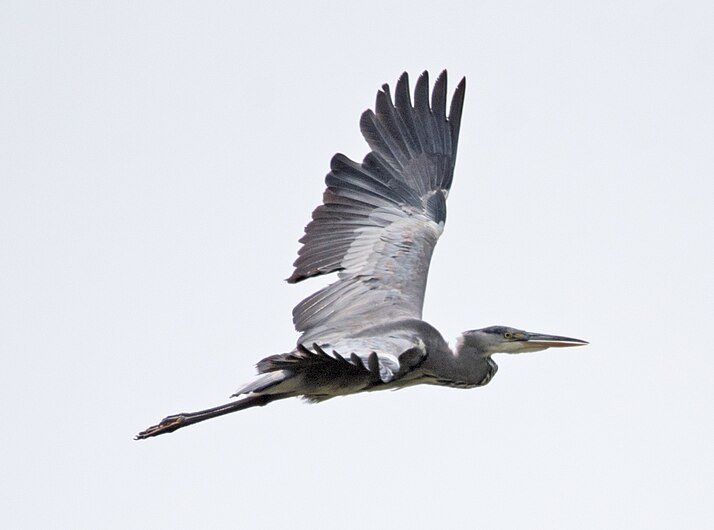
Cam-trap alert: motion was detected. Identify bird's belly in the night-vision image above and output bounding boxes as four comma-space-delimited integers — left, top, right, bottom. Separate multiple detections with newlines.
293, 371, 376, 402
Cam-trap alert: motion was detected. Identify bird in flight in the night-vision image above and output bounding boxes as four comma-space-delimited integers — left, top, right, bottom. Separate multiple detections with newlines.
136, 71, 587, 439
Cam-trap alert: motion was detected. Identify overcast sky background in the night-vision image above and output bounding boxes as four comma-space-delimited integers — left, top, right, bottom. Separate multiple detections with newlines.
2, 1, 713, 528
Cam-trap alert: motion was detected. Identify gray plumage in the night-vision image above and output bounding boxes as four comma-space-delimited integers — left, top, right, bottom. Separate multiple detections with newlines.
136, 71, 587, 440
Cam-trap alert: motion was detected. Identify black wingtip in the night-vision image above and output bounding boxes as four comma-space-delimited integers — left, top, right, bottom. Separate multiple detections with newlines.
432, 71, 448, 116
414, 71, 431, 118
448, 76, 466, 155
450, 76, 467, 116
286, 272, 302, 284
395, 72, 412, 109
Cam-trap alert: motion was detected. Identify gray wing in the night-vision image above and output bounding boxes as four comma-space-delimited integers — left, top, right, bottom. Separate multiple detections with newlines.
290, 70, 465, 349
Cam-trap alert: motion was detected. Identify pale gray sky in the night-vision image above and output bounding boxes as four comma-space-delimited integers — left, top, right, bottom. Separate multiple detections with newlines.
2, 1, 713, 528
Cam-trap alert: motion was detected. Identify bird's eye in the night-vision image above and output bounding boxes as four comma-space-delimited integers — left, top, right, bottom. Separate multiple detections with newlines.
504, 331, 513, 339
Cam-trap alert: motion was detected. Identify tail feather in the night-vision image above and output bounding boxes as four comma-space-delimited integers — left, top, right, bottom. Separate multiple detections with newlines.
231, 370, 287, 397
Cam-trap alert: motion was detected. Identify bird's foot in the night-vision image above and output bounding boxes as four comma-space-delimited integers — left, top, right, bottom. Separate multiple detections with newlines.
135, 414, 186, 440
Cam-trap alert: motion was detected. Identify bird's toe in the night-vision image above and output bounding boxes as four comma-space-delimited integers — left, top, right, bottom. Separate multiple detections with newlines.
135, 414, 186, 440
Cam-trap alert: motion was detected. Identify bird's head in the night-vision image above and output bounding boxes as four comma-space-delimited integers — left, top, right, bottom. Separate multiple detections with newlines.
458, 326, 588, 357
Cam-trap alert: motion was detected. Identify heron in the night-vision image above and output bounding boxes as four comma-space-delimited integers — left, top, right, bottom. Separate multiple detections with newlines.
136, 71, 587, 440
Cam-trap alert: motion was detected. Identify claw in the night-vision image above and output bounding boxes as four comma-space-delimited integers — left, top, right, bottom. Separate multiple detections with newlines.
135, 415, 186, 440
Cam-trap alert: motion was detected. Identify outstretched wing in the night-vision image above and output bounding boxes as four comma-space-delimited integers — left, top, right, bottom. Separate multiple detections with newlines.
290, 71, 466, 346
